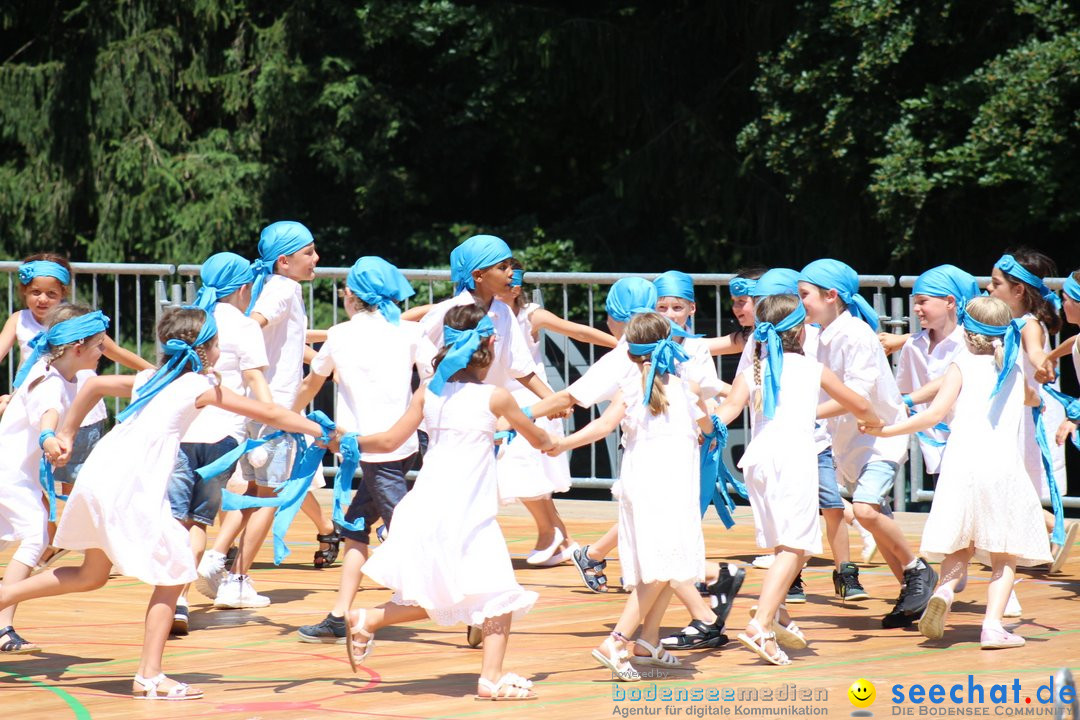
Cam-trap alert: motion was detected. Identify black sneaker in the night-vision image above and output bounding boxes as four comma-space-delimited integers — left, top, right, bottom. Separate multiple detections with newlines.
660, 619, 729, 650
897, 559, 937, 615
707, 563, 746, 626
785, 573, 806, 604
171, 604, 189, 636
882, 596, 916, 629
297, 613, 348, 644
833, 562, 869, 601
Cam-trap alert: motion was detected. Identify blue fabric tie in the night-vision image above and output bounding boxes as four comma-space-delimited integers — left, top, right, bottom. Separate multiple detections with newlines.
332, 434, 365, 533
246, 221, 315, 315
449, 235, 512, 295
428, 315, 496, 395
752, 301, 807, 419
729, 277, 757, 298
626, 335, 691, 406
698, 416, 747, 528
1042, 384, 1080, 451
750, 269, 799, 297
1032, 401, 1066, 546
799, 259, 880, 330
19, 261, 71, 287
37, 430, 67, 523
653, 271, 695, 302
346, 256, 415, 325
194, 252, 255, 311
13, 311, 110, 388
995, 255, 1061, 311
605, 278, 658, 322
901, 394, 951, 448
961, 314, 1026, 397
1062, 276, 1080, 303
912, 265, 981, 321
510, 269, 524, 287
116, 308, 217, 422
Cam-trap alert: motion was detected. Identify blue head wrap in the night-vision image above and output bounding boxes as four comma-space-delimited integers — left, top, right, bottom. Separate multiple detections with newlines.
346, 256, 415, 325
962, 311, 1026, 397
627, 331, 691, 407
428, 314, 496, 396
752, 299, 807, 419
195, 252, 255, 311
1063, 275, 1080, 303
799, 259, 879, 330
912, 265, 981, 321
750, 269, 800, 297
13, 311, 110, 388
449, 235, 513, 295
19, 261, 71, 287
510, 269, 524, 287
116, 307, 218, 422
605, 278, 658, 322
729, 277, 757, 298
995, 254, 1061, 311
653, 271, 695, 302
246, 221, 315, 315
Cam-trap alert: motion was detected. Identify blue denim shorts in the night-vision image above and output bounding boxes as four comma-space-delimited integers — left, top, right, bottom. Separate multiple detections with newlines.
238, 423, 296, 489
851, 460, 899, 507
167, 436, 240, 525
816, 447, 845, 510
52, 419, 106, 486
341, 455, 416, 545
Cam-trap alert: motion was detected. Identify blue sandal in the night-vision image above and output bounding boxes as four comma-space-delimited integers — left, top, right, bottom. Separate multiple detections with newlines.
572, 545, 608, 593
0, 626, 40, 654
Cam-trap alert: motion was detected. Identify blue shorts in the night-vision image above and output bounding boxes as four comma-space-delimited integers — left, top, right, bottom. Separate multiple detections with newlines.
52, 419, 106, 486
851, 460, 899, 507
816, 447, 845, 510
167, 437, 240, 525
238, 422, 296, 489
340, 455, 416, 545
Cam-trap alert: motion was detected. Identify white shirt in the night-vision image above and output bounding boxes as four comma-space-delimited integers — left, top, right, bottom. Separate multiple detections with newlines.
567, 339, 638, 408
680, 337, 724, 399
310, 312, 431, 462
16, 310, 107, 427
251, 275, 307, 407
895, 324, 967, 473
815, 311, 908, 483
182, 303, 269, 443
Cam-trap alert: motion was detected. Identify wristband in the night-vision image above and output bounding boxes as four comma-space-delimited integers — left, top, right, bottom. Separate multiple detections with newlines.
901, 394, 914, 409
521, 406, 534, 420
38, 430, 57, 450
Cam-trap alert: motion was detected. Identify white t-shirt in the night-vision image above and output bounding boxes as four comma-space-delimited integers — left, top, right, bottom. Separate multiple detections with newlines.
680, 337, 724, 400
567, 339, 638, 408
16, 310, 107, 427
182, 303, 269, 443
310, 312, 431, 462
251, 275, 307, 407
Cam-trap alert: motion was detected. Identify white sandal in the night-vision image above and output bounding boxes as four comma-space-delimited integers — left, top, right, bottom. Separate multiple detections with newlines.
346, 608, 375, 673
632, 638, 683, 668
749, 604, 807, 649
591, 631, 641, 682
737, 619, 790, 666
475, 672, 537, 701
132, 673, 203, 700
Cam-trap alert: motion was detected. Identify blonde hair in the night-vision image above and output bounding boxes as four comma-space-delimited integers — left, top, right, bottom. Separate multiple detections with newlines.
40, 304, 103, 366
963, 296, 1011, 370
751, 295, 804, 412
626, 312, 672, 416
157, 307, 217, 376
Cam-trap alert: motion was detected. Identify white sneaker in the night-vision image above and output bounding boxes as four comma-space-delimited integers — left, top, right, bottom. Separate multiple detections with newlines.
752, 554, 775, 569
214, 573, 270, 609
1003, 587, 1022, 618
195, 550, 228, 600
855, 521, 878, 564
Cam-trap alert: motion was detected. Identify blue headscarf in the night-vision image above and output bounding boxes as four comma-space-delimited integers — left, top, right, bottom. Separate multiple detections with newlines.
13, 311, 110, 388
752, 299, 807, 419
995, 254, 1061, 311
346, 256, 415, 325
627, 331, 691, 406
194, 252, 255, 311
653, 271, 695, 302
962, 311, 1026, 397
449, 235, 513, 295
510, 269, 524, 287
799, 259, 879, 330
428, 314, 496, 395
729, 277, 757, 298
750, 268, 800, 297
246, 221, 315, 315
1063, 275, 1080, 303
116, 307, 218, 422
605, 278, 658, 322
912, 265, 981, 321
19, 260, 71, 287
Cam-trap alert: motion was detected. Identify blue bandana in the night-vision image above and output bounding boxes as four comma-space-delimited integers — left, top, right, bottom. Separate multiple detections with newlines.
19, 261, 71, 287
752, 300, 807, 419
116, 308, 218, 422
750, 269, 800, 297
912, 265, 981, 321
799, 259, 879, 330
962, 313, 1026, 397
346, 256, 415, 325
653, 271, 695, 302
246, 221, 315, 315
194, 252, 255, 311
605, 278, 658, 322
1063, 276, 1080, 303
729, 277, 757, 298
449, 235, 513, 295
627, 334, 691, 406
510, 269, 524, 287
428, 315, 496, 395
13, 311, 110, 388
995, 255, 1061, 311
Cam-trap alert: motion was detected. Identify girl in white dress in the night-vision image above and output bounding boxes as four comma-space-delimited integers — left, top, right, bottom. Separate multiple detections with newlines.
548, 312, 715, 682
344, 303, 552, 701
0, 304, 108, 654
0, 307, 332, 700
717, 294, 878, 665
863, 297, 1052, 649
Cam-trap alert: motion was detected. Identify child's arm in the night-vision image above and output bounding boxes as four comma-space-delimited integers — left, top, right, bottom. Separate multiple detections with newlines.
716, 374, 750, 426
861, 365, 962, 437
401, 303, 433, 323
490, 387, 553, 450
39, 408, 64, 464
704, 333, 745, 357
197, 385, 331, 439
877, 331, 910, 356
515, 371, 553, 399
1046, 334, 1076, 365
306, 329, 327, 344
547, 392, 627, 456
905, 375, 945, 406
58, 374, 136, 439
292, 370, 329, 412
1023, 383, 1042, 408
102, 337, 154, 371
1021, 321, 1054, 383
820, 367, 881, 427
693, 392, 715, 435
241, 368, 273, 404
0, 312, 18, 360
1055, 418, 1078, 446
353, 389, 426, 454
528, 307, 618, 348
526, 389, 577, 419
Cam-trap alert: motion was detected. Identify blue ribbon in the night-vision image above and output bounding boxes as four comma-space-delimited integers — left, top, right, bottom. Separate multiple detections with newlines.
912, 265, 981, 321
332, 434, 365, 533
510, 269, 524, 287
699, 416, 747, 528
626, 336, 690, 406
1063, 276, 1080, 303
605, 278, 658, 322
194, 252, 255, 311
729, 277, 757, 298
346, 256, 415, 325
750, 269, 799, 297
961, 314, 1026, 397
1042, 384, 1080, 451
428, 315, 496, 396
19, 261, 71, 287
901, 394, 951, 448
13, 311, 110, 388
995, 255, 1061, 311
37, 430, 67, 523
751, 301, 806, 419
799, 259, 880, 330
1033, 401, 1066, 546
653, 271, 695, 302
246, 221, 315, 315
449, 235, 512, 295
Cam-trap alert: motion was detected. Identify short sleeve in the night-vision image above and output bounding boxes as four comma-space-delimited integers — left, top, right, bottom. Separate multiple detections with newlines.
25, 373, 67, 426
252, 279, 293, 328
568, 349, 627, 407
309, 332, 336, 377
235, 317, 270, 372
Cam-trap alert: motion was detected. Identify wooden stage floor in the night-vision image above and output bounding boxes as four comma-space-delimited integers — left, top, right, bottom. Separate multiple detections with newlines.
3, 493, 1078, 719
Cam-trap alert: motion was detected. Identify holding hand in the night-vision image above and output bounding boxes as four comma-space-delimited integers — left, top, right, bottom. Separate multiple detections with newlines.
1035, 358, 1057, 384
0, 394, 9, 415
46, 433, 72, 466
544, 438, 567, 457
877, 332, 907, 356
1055, 419, 1078, 447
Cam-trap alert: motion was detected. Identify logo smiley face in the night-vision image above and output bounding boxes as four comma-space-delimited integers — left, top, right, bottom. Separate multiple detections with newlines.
848, 678, 876, 708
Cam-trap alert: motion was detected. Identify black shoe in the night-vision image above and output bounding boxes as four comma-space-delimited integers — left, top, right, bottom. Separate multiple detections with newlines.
171, 605, 189, 636
297, 613, 347, 644
833, 562, 869, 601
785, 573, 806, 604
660, 619, 729, 650
707, 563, 746, 626
881, 600, 916, 629
897, 559, 937, 615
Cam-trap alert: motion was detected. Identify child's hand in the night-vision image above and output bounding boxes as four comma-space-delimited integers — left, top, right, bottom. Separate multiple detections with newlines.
47, 434, 72, 467
1055, 419, 1078, 447
544, 438, 566, 457
494, 416, 511, 432
1035, 358, 1057, 384
0, 394, 9, 415
859, 422, 887, 437
877, 332, 906, 356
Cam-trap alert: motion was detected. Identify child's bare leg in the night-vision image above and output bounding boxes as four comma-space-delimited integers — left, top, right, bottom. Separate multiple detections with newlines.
587, 524, 618, 560
985, 553, 1017, 627
0, 548, 112, 609
753, 547, 805, 630
521, 498, 556, 550
822, 508, 849, 566
330, 540, 369, 616
671, 581, 718, 625
135, 584, 191, 695
852, 502, 911, 581
937, 547, 974, 593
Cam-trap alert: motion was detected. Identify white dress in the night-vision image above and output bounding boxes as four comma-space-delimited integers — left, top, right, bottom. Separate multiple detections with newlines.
497, 303, 571, 502
920, 353, 1052, 566
738, 353, 823, 554
1019, 315, 1067, 500
54, 370, 213, 585
615, 374, 705, 589
361, 383, 537, 626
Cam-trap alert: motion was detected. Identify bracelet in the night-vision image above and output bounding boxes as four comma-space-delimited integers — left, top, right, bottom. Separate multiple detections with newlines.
521, 406, 534, 420
38, 430, 57, 450
901, 394, 914, 409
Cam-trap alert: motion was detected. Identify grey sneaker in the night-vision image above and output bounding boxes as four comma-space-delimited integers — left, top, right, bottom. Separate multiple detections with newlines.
298, 613, 347, 644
